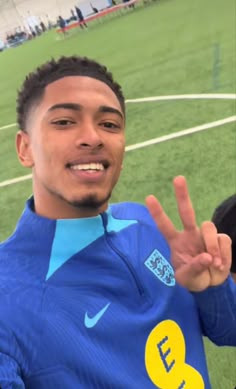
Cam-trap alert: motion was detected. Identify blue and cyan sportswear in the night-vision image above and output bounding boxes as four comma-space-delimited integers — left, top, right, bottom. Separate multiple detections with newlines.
0, 198, 235, 389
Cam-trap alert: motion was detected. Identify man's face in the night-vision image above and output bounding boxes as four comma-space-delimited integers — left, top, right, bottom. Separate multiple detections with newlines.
17, 76, 125, 219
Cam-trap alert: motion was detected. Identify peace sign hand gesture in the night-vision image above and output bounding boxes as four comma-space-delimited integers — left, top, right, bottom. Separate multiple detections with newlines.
146, 176, 232, 291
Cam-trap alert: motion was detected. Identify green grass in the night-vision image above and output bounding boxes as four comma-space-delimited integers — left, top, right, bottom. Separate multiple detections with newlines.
0, 0, 235, 387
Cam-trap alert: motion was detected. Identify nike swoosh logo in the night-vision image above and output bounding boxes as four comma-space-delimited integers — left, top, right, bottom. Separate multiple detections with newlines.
84, 302, 111, 329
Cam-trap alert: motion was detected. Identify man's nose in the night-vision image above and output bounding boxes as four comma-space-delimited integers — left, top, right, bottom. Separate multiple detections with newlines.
75, 121, 103, 149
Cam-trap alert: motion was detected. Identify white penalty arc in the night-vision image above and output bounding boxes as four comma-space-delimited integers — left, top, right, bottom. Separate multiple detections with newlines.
125, 93, 236, 103
0, 93, 236, 132
0, 114, 235, 188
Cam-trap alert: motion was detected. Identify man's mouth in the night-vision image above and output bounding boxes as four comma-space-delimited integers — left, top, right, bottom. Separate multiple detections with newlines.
66, 160, 110, 173
70, 162, 105, 172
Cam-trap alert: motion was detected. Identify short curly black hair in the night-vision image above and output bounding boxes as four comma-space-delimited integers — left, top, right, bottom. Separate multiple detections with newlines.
17, 56, 125, 132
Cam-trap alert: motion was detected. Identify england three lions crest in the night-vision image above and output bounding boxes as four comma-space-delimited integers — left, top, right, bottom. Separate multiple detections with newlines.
145, 249, 175, 286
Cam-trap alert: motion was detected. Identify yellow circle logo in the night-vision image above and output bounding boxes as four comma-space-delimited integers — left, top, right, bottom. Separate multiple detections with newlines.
145, 320, 205, 388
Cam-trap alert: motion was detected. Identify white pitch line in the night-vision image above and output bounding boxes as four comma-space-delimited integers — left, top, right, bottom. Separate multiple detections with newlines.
126, 93, 236, 103
0, 93, 236, 132
0, 115, 235, 188
125, 115, 236, 152
0, 123, 17, 131
0, 173, 33, 188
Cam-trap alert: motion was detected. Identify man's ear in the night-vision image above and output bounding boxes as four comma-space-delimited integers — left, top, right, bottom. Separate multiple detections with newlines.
16, 130, 34, 168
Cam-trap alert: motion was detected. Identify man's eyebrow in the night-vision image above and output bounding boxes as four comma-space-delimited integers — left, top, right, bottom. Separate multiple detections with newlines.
98, 105, 124, 120
47, 103, 124, 120
47, 103, 81, 112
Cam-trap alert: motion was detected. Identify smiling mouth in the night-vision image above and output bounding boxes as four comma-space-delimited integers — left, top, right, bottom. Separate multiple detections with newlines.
66, 161, 109, 172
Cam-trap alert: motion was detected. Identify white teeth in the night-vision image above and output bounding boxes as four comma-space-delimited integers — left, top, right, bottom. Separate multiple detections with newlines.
71, 163, 105, 171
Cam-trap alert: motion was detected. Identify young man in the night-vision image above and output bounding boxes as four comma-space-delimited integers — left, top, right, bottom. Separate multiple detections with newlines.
57, 16, 67, 36
212, 194, 236, 282
0, 56, 235, 388
75, 6, 88, 29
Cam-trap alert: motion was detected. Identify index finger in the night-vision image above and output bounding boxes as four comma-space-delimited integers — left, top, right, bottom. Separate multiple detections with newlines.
173, 176, 197, 231
145, 194, 177, 241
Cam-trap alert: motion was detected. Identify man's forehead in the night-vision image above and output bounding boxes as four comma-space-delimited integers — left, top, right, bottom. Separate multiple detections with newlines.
43, 76, 123, 110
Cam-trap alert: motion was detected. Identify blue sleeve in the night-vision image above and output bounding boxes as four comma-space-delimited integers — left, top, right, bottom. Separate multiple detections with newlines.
0, 354, 25, 388
192, 276, 236, 346
0, 324, 25, 388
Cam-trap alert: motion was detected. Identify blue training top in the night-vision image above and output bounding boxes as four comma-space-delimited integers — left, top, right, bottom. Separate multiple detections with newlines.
0, 199, 235, 388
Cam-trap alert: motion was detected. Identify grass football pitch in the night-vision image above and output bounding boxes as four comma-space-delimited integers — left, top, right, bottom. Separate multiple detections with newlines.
0, 0, 235, 387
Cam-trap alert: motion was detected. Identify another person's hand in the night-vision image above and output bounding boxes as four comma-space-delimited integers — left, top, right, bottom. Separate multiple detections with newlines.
146, 176, 232, 291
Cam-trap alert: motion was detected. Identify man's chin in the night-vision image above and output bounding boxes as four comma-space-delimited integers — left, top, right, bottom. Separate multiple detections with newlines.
69, 193, 111, 211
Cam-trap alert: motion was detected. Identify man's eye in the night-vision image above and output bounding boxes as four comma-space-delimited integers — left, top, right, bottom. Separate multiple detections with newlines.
52, 119, 75, 126
101, 122, 120, 129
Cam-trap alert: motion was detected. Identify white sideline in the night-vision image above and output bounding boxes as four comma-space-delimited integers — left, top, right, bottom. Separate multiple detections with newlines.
0, 93, 236, 132
0, 115, 235, 188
